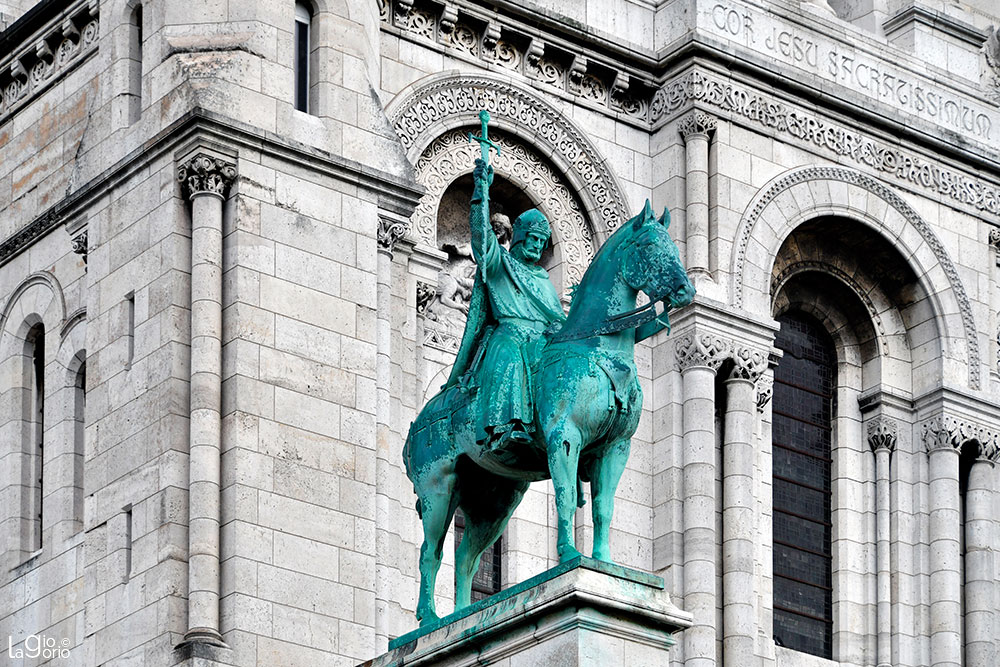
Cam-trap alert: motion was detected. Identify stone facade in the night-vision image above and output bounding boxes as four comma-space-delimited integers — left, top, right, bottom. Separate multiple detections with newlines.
0, 1, 998, 666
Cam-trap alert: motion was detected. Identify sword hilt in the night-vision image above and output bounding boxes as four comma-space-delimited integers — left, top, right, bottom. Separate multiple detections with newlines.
468, 109, 500, 165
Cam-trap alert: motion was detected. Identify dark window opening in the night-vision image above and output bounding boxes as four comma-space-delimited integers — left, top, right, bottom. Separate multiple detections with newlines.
454, 511, 502, 601
772, 311, 835, 659
294, 3, 311, 112
129, 5, 143, 124
28, 325, 46, 552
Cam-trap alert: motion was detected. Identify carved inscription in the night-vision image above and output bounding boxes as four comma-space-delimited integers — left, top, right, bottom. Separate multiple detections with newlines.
707, 3, 993, 139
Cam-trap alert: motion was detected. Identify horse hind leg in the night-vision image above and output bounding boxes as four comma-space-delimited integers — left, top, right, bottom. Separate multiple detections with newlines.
584, 437, 630, 563
546, 422, 584, 563
454, 468, 529, 610
414, 460, 460, 625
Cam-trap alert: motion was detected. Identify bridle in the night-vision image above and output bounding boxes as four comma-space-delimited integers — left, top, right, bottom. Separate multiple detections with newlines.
548, 297, 671, 343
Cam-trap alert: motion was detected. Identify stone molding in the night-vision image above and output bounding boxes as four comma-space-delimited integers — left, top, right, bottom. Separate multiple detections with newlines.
755, 376, 773, 412
377, 214, 411, 254
772, 259, 888, 354
653, 71, 1000, 217
867, 416, 898, 453
729, 344, 767, 382
0, 0, 98, 126
920, 415, 1000, 460
411, 129, 595, 291
0, 208, 60, 268
386, 72, 630, 234
677, 110, 718, 141
177, 154, 237, 200
734, 165, 981, 389
379, 0, 654, 125
675, 333, 729, 372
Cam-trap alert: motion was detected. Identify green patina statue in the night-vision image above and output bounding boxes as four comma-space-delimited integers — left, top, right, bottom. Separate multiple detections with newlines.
403, 111, 695, 624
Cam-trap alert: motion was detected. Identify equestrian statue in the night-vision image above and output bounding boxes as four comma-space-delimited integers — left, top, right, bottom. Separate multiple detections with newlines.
403, 111, 695, 624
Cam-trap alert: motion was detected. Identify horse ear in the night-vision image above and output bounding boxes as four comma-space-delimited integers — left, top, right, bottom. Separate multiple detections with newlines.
659, 207, 670, 230
622, 243, 648, 290
634, 199, 654, 230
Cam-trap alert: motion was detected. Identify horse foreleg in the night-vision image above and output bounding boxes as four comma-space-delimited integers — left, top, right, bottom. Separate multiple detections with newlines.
547, 423, 583, 563
414, 463, 459, 625
586, 438, 630, 563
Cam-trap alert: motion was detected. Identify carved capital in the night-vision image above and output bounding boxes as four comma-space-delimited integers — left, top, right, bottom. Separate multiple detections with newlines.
990, 228, 1000, 266
675, 333, 728, 372
377, 215, 410, 254
867, 416, 898, 453
177, 154, 236, 200
756, 376, 773, 412
678, 110, 717, 141
729, 345, 767, 382
921, 415, 1000, 459
416, 281, 435, 315
71, 230, 88, 264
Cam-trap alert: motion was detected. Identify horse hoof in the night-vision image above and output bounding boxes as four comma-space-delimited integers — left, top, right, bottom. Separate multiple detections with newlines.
558, 547, 583, 563
416, 611, 440, 626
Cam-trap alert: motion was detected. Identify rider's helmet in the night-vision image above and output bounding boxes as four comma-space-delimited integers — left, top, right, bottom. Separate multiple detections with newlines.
511, 208, 552, 250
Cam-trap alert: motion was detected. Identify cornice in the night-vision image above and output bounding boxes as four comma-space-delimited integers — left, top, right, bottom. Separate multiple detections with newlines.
883, 6, 990, 49
0, 108, 425, 269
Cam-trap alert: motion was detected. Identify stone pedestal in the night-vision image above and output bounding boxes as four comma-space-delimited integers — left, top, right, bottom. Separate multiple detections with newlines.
361, 557, 691, 667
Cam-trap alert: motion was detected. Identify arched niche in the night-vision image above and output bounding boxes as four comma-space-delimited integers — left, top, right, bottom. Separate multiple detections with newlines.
734, 166, 980, 390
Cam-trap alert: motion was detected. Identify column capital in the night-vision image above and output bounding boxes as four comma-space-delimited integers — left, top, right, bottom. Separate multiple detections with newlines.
678, 110, 717, 142
378, 213, 411, 256
728, 344, 767, 383
990, 227, 1000, 266
177, 153, 236, 200
675, 332, 728, 372
416, 281, 436, 315
920, 414, 1000, 459
867, 416, 898, 453
755, 376, 773, 412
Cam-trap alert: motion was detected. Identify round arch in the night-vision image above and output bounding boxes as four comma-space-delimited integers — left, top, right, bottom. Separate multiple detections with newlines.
385, 70, 631, 238
732, 165, 980, 390
0, 272, 65, 344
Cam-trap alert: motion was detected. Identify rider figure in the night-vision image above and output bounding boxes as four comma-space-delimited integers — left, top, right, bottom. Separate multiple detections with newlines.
447, 159, 566, 451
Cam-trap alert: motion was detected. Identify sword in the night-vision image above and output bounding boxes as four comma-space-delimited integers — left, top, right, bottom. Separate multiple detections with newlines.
468, 110, 501, 165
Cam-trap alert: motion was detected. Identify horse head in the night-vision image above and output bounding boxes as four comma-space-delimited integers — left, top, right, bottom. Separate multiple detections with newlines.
620, 200, 695, 310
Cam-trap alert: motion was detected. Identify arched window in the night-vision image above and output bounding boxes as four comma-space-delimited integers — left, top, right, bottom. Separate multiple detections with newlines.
25, 324, 46, 552
128, 3, 143, 124
772, 311, 835, 659
72, 358, 86, 527
294, 2, 313, 112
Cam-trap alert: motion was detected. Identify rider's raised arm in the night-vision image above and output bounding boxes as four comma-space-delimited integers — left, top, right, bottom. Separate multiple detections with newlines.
470, 159, 501, 278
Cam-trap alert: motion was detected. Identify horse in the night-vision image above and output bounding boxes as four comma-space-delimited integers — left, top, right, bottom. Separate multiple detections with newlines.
403, 200, 695, 624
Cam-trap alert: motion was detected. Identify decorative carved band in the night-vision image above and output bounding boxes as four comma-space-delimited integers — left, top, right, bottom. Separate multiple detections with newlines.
377, 215, 410, 254
678, 110, 718, 141
177, 154, 237, 200
0, 209, 60, 268
387, 74, 630, 233
867, 416, 898, 453
921, 415, 1000, 460
734, 165, 981, 390
0, 0, 99, 125
675, 333, 729, 372
653, 70, 1000, 217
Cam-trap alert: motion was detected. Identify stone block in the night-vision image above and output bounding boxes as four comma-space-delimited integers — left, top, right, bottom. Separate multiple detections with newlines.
364, 557, 690, 667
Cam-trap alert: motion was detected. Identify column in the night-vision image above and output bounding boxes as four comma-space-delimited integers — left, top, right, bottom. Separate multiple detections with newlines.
964, 434, 998, 667
921, 417, 962, 667
678, 110, 716, 277
867, 416, 898, 667
676, 333, 727, 667
989, 229, 1000, 381
755, 375, 775, 661
722, 346, 766, 667
375, 214, 410, 652
177, 153, 236, 647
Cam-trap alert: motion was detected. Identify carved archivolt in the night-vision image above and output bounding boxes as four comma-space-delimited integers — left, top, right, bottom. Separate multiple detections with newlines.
412, 129, 595, 291
387, 72, 630, 236
734, 165, 981, 390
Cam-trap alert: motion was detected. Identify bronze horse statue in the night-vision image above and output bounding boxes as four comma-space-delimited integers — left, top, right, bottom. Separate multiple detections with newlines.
403, 201, 694, 623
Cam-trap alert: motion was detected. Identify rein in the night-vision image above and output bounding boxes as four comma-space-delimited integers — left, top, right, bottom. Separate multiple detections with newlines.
548, 297, 670, 343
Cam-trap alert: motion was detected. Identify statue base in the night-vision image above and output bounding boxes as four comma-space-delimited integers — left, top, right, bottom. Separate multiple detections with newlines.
361, 557, 692, 666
